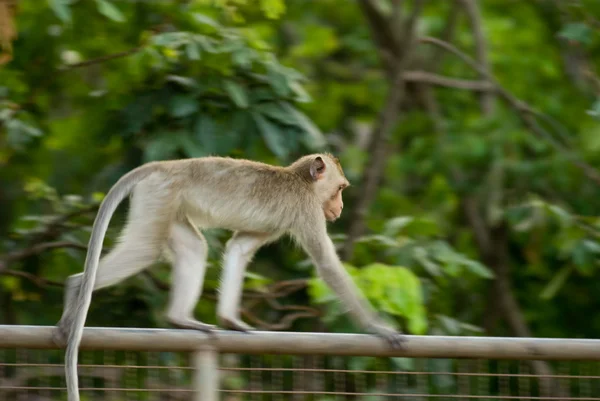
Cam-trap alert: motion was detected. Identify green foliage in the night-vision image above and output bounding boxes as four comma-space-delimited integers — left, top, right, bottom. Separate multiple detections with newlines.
95, 0, 126, 23
3, 2, 600, 395
558, 22, 593, 45
308, 261, 428, 334
350, 215, 494, 282
113, 18, 326, 162
0, 96, 43, 154
506, 197, 600, 299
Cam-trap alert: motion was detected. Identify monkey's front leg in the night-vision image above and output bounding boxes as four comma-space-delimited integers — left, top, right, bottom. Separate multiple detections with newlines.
297, 227, 406, 349
317, 260, 406, 349
217, 231, 278, 332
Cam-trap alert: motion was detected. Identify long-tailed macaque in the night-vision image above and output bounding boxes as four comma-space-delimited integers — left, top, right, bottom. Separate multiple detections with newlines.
54, 153, 404, 401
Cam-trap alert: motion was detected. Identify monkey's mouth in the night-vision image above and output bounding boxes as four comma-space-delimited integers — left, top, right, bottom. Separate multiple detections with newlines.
325, 211, 340, 222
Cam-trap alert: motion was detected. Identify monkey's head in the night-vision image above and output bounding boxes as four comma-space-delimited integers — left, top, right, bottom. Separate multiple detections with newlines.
307, 153, 350, 222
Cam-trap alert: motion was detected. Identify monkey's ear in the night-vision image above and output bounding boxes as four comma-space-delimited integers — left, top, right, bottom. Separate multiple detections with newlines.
310, 156, 326, 181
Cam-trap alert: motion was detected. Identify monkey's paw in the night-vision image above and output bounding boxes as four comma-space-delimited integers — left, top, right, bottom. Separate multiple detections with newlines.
52, 324, 69, 348
219, 317, 255, 333
368, 323, 407, 350
167, 317, 216, 333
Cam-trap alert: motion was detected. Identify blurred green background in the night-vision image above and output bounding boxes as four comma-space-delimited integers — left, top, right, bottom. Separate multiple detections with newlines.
2, 0, 600, 353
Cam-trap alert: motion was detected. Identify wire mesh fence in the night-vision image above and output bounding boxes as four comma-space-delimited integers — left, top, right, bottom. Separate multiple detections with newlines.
1, 326, 600, 400
0, 348, 193, 400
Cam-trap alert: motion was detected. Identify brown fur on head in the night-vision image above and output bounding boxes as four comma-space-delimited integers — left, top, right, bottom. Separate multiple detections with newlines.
288, 153, 349, 222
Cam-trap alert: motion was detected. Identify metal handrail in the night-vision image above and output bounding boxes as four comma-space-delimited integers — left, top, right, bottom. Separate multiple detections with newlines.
1, 325, 600, 360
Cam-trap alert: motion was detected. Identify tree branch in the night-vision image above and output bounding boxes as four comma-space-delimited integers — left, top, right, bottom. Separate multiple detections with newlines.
323, 62, 493, 91
403, 70, 494, 91
57, 47, 142, 71
428, 0, 461, 65
0, 241, 87, 272
419, 36, 600, 187
485, 225, 568, 398
29, 204, 98, 244
419, 37, 567, 396
391, 0, 404, 23
459, 0, 495, 113
342, 72, 407, 260
357, 0, 402, 64
343, 0, 424, 260
0, 0, 17, 65
0, 269, 64, 287
418, 16, 570, 396
403, 0, 424, 45
241, 308, 320, 331
145, 270, 316, 331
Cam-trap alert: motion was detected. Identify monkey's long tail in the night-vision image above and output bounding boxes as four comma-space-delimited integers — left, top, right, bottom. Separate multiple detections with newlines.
65, 164, 159, 401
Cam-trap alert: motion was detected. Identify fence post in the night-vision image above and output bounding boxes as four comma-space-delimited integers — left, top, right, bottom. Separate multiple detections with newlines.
192, 346, 219, 401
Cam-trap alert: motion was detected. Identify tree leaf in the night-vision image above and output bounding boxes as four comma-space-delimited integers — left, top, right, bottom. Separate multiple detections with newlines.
546, 203, 573, 227
308, 277, 336, 304
404, 217, 440, 237
267, 66, 290, 97
6, 119, 42, 149
279, 102, 327, 149
540, 265, 574, 300
252, 111, 288, 158
413, 247, 442, 277
360, 263, 427, 334
558, 22, 592, 45
244, 271, 273, 291
356, 234, 399, 247
143, 131, 179, 162
223, 80, 249, 108
179, 134, 207, 158
232, 48, 255, 69
222, 110, 249, 152
186, 42, 201, 60
463, 259, 495, 279
249, 88, 276, 103
168, 95, 199, 118
48, 0, 72, 23
289, 80, 312, 103
259, 0, 286, 19
193, 12, 221, 29
166, 75, 200, 90
255, 102, 296, 125
583, 239, 600, 254
121, 94, 156, 136
384, 216, 414, 236
437, 315, 461, 335
572, 240, 596, 275
193, 114, 218, 154
391, 357, 415, 371
586, 98, 600, 120
95, 0, 125, 23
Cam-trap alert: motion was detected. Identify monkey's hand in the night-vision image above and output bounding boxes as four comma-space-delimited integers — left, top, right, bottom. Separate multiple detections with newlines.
366, 321, 406, 350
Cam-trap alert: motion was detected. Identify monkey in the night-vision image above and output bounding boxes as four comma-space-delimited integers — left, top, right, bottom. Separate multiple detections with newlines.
53, 153, 404, 401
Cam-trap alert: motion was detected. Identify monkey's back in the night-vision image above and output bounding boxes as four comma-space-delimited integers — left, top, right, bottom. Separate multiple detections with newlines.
166, 157, 318, 234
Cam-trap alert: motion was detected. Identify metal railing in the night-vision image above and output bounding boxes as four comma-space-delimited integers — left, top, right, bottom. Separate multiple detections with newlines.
1, 325, 600, 400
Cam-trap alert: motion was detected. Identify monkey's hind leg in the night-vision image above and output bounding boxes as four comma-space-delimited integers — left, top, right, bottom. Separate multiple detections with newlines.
53, 272, 85, 347
53, 178, 178, 348
164, 219, 215, 333
53, 236, 164, 347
